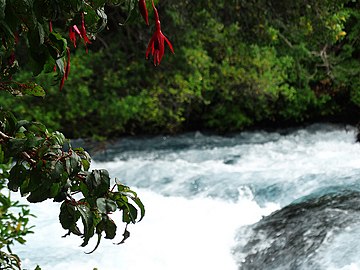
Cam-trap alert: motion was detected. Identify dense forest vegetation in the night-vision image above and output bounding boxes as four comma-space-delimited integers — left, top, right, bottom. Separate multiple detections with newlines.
1, 0, 359, 139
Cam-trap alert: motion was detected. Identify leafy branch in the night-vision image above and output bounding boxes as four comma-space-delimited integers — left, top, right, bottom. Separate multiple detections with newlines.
0, 110, 145, 254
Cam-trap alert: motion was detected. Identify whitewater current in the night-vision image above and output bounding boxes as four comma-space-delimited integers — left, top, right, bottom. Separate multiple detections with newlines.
13, 123, 360, 270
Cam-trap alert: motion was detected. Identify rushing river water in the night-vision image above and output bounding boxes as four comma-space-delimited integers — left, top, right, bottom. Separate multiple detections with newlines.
14, 123, 360, 270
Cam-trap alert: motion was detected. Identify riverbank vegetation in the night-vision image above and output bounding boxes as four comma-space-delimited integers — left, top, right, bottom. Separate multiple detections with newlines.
0, 0, 359, 139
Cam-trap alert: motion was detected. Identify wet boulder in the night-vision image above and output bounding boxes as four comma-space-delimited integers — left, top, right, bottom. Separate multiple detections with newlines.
234, 189, 360, 269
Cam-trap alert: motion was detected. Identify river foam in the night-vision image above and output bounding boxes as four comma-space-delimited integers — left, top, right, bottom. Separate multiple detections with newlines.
13, 124, 360, 269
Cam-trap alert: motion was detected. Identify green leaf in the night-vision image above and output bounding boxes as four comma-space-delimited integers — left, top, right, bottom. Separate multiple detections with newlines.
8, 138, 27, 155
65, 152, 81, 176
25, 135, 45, 149
29, 45, 49, 76
27, 122, 47, 134
77, 204, 94, 247
116, 225, 130, 245
22, 83, 46, 97
85, 233, 102, 254
48, 32, 67, 59
50, 183, 61, 197
74, 148, 91, 171
26, 185, 50, 203
103, 217, 116, 239
132, 197, 145, 222
53, 191, 67, 202
49, 161, 65, 181
29, 22, 45, 48
95, 8, 108, 33
96, 198, 117, 214
52, 131, 66, 145
55, 57, 65, 76
92, 0, 107, 9
59, 202, 81, 235
85, 169, 110, 197
8, 164, 27, 192
0, 20, 15, 41
0, 0, 6, 20
127, 203, 138, 223
119, 0, 137, 25
0, 145, 4, 164
15, 237, 26, 244
68, 0, 83, 12
15, 120, 30, 130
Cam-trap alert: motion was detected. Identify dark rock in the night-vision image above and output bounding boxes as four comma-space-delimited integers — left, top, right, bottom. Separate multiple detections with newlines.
234, 189, 360, 269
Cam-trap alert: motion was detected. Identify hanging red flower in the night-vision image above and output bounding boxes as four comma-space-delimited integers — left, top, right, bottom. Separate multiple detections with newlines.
68, 13, 91, 50
69, 26, 77, 47
146, 0, 174, 65
139, 0, 149, 25
79, 12, 91, 52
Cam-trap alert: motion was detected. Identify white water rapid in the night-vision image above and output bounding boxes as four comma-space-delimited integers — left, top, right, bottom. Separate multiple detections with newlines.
13, 124, 360, 270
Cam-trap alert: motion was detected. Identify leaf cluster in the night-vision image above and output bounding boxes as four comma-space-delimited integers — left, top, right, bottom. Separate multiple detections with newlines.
0, 109, 145, 254
0, 161, 35, 269
0, 0, 143, 94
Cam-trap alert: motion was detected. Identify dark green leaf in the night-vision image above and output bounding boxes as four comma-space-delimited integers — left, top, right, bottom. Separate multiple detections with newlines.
92, 0, 107, 9
96, 198, 117, 214
29, 22, 45, 48
116, 225, 130, 245
25, 135, 45, 149
85, 169, 110, 197
68, 0, 83, 12
29, 45, 49, 76
77, 204, 94, 247
65, 152, 81, 176
59, 202, 80, 231
49, 160, 65, 181
48, 32, 67, 58
27, 122, 47, 134
85, 233, 102, 254
127, 203, 138, 223
0, 145, 5, 164
53, 191, 67, 202
50, 183, 61, 197
132, 197, 145, 222
0, 0, 6, 20
26, 186, 49, 203
119, 0, 137, 25
8, 164, 27, 192
104, 217, 116, 239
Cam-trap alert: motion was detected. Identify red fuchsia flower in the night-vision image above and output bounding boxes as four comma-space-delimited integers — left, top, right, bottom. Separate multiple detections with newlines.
68, 13, 91, 50
59, 73, 65, 91
49, 20, 53, 32
139, 0, 149, 26
79, 12, 91, 51
69, 25, 82, 48
146, 0, 174, 66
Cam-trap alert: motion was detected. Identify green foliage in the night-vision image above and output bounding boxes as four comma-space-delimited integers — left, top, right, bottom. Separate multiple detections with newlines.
1, 0, 357, 139
0, 161, 35, 269
0, 110, 144, 255
0, 0, 152, 268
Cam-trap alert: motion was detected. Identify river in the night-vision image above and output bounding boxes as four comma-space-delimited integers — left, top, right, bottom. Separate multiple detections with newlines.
14, 123, 360, 269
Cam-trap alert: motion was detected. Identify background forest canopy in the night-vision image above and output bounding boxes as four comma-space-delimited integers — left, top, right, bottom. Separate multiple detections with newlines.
1, 0, 360, 139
